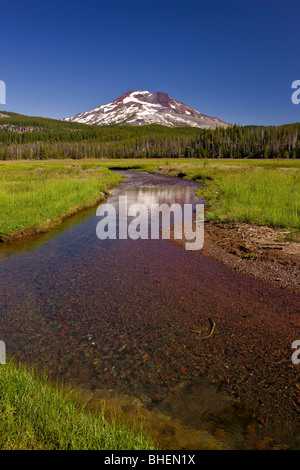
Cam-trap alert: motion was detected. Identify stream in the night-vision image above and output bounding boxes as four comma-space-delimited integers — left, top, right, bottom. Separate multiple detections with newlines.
0, 170, 299, 450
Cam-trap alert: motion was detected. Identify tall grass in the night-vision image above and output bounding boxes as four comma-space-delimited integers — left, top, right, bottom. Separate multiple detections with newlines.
0, 360, 155, 450
201, 168, 300, 228
0, 163, 123, 239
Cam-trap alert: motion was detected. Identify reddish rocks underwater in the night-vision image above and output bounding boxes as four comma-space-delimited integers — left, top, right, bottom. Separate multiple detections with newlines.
0, 171, 299, 450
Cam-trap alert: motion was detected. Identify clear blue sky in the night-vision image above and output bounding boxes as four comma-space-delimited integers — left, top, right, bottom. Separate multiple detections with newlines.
1, 0, 299, 126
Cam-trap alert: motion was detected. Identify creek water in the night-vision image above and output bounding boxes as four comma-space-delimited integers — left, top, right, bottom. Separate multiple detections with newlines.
0, 170, 299, 450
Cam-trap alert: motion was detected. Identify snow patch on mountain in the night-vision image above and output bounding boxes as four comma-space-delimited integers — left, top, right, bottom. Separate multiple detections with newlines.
62, 90, 229, 129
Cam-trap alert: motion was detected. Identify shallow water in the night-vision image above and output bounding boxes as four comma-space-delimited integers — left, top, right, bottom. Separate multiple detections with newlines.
0, 170, 299, 449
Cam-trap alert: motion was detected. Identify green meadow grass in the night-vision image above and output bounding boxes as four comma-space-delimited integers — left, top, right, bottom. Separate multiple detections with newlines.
200, 168, 300, 228
100, 158, 300, 229
0, 159, 299, 239
0, 360, 155, 450
0, 162, 123, 239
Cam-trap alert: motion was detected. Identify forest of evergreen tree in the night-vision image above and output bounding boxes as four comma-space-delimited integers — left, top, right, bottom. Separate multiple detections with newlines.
0, 112, 299, 160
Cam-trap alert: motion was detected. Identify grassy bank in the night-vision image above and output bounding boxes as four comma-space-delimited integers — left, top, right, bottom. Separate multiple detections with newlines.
196, 167, 299, 229
102, 158, 300, 231
0, 161, 123, 241
0, 158, 299, 241
0, 360, 155, 450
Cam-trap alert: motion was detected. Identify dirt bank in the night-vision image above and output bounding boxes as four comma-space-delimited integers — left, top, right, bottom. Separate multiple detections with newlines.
169, 221, 300, 292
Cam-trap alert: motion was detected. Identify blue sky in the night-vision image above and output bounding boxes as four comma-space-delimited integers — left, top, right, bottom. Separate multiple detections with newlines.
1, 0, 299, 125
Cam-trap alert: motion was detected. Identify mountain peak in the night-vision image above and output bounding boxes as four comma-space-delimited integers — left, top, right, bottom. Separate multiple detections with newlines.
63, 90, 229, 128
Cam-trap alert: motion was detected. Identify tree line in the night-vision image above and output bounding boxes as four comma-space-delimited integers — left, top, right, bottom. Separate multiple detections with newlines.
0, 112, 299, 160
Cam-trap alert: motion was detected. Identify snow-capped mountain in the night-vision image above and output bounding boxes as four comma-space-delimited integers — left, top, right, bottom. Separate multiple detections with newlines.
62, 91, 229, 128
